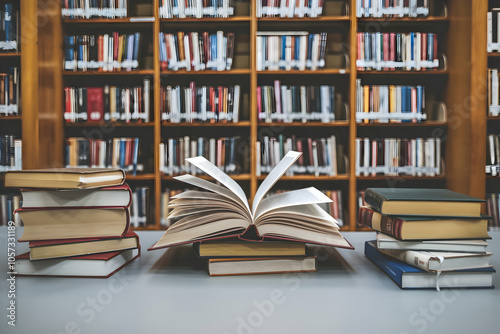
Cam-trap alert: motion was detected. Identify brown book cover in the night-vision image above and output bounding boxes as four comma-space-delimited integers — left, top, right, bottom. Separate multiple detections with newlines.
86, 87, 104, 121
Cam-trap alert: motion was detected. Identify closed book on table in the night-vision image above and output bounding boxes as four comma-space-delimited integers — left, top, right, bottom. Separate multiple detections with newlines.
17, 207, 130, 241
29, 231, 139, 260
208, 256, 317, 276
15, 247, 140, 278
364, 188, 484, 217
20, 184, 132, 208
358, 206, 489, 240
195, 239, 306, 258
376, 234, 489, 253
364, 241, 495, 289
4, 168, 126, 189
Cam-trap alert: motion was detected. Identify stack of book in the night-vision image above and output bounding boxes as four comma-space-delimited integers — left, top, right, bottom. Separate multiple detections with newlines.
4, 168, 140, 278
359, 188, 495, 289
149, 151, 353, 276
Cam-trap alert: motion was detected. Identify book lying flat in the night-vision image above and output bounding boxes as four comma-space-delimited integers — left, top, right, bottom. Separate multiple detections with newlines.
376, 234, 489, 253
377, 248, 492, 272
17, 207, 130, 241
4, 168, 125, 189
149, 151, 352, 250
208, 256, 317, 276
358, 206, 489, 240
20, 184, 132, 208
195, 239, 306, 258
364, 188, 484, 217
364, 241, 495, 289
29, 231, 139, 260
15, 247, 140, 278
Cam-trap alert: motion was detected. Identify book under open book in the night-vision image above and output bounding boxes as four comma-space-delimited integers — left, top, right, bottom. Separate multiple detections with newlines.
149, 151, 353, 250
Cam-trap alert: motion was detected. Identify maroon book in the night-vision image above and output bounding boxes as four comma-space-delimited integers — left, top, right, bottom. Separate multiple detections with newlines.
87, 87, 104, 121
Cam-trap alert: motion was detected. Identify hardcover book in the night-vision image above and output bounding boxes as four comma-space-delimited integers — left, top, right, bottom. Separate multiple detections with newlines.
149, 151, 352, 250
376, 234, 489, 253
208, 256, 317, 276
194, 239, 307, 258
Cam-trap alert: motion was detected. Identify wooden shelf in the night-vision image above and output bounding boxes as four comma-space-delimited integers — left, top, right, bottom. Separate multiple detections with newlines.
258, 121, 349, 127
62, 18, 155, 24
486, 175, 500, 179
0, 52, 20, 57
126, 174, 155, 181
63, 70, 154, 76
162, 174, 251, 181
357, 70, 448, 75
357, 121, 447, 127
488, 116, 500, 120
357, 175, 446, 180
160, 17, 250, 23
258, 16, 349, 22
0, 116, 22, 121
65, 122, 154, 127
257, 69, 349, 75
161, 69, 251, 75
257, 175, 349, 181
162, 121, 251, 127
357, 16, 448, 22
488, 52, 500, 57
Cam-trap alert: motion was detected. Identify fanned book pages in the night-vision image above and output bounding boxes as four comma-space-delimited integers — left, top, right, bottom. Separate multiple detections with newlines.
149, 151, 353, 250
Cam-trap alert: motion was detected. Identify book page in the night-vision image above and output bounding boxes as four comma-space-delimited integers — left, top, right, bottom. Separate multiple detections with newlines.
251, 151, 302, 216
254, 187, 332, 220
173, 174, 250, 215
254, 204, 339, 227
185, 157, 250, 214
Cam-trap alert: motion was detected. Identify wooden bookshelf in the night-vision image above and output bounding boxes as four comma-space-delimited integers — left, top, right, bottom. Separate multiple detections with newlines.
23, 0, 487, 232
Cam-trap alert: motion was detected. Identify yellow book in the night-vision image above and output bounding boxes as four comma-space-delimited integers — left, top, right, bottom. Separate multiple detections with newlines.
363, 85, 369, 123
389, 85, 396, 123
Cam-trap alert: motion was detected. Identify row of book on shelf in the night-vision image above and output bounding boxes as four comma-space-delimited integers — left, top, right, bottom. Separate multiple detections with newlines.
356, 0, 431, 18
0, 2, 18, 52
487, 193, 500, 231
159, 31, 235, 72
62, 0, 128, 19
355, 137, 441, 177
256, 32, 328, 71
0, 67, 19, 116
0, 135, 21, 171
256, 0, 324, 18
64, 80, 151, 123
487, 68, 500, 117
258, 81, 344, 123
161, 83, 241, 123
356, 32, 440, 72
64, 32, 142, 72
355, 80, 427, 123
360, 188, 494, 289
65, 137, 142, 175
486, 134, 500, 176
160, 0, 235, 18
256, 135, 345, 176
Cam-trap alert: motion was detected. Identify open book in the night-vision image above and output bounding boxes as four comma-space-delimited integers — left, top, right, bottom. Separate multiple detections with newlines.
149, 151, 353, 250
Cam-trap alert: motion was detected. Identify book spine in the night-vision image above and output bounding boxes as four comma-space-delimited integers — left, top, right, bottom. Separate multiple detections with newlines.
364, 241, 404, 288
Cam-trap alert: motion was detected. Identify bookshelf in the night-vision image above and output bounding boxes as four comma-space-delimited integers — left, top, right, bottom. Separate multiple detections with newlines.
24, 0, 487, 231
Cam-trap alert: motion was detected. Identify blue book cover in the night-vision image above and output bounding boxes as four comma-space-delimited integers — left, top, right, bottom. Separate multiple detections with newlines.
416, 85, 423, 119
133, 32, 141, 63
4, 4, 15, 42
294, 36, 300, 67
364, 33, 370, 63
281, 36, 286, 70
410, 32, 414, 68
307, 34, 314, 65
119, 139, 126, 168
132, 138, 139, 176
428, 33, 433, 62
210, 34, 217, 70
364, 241, 495, 289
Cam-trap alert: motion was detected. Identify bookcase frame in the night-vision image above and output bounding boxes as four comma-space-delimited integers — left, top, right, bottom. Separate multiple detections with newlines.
22, 0, 488, 231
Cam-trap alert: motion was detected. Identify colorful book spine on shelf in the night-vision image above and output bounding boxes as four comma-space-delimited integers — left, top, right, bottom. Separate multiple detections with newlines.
130, 186, 150, 228
160, 0, 235, 18
64, 32, 141, 72
0, 135, 22, 172
0, 3, 19, 51
356, 32, 439, 71
355, 137, 441, 177
159, 136, 246, 175
64, 79, 151, 123
257, 81, 344, 123
356, 0, 430, 18
0, 192, 22, 226
61, 0, 128, 19
256, 135, 345, 176
486, 134, 500, 176
256, 31, 327, 71
65, 137, 142, 175
159, 31, 235, 72
257, 0, 324, 18
486, 193, 500, 231
160, 83, 240, 123
355, 80, 426, 123
0, 67, 19, 116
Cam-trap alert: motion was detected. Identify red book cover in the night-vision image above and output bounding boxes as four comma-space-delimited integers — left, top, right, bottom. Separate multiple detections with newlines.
307, 138, 313, 167
256, 86, 262, 116
389, 33, 395, 70
29, 230, 138, 248
113, 31, 119, 62
64, 87, 71, 121
296, 139, 304, 166
371, 140, 377, 177
433, 33, 438, 64
357, 33, 362, 71
190, 81, 196, 115
383, 33, 389, 71
86, 87, 104, 121
97, 35, 103, 72
125, 139, 132, 166
203, 32, 210, 64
